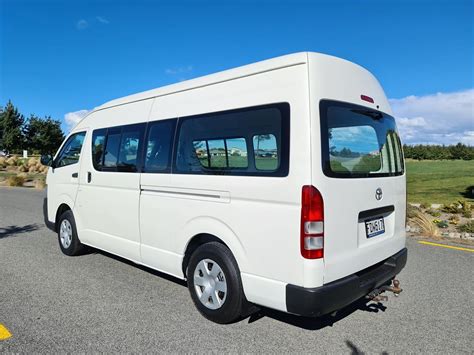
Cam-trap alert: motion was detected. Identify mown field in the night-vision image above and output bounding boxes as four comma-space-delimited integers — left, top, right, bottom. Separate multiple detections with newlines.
406, 160, 474, 205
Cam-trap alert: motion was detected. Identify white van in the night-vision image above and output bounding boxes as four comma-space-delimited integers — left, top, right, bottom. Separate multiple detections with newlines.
42, 52, 407, 324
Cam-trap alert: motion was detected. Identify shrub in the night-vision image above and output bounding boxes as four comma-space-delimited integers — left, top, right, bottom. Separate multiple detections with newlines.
449, 215, 460, 225
35, 178, 46, 189
462, 210, 472, 218
16, 158, 27, 166
7, 175, 25, 187
427, 209, 441, 217
458, 200, 472, 213
18, 164, 28, 172
5, 157, 17, 166
457, 221, 474, 234
442, 203, 460, 214
435, 220, 449, 228
407, 204, 420, 219
412, 212, 440, 238
28, 157, 38, 167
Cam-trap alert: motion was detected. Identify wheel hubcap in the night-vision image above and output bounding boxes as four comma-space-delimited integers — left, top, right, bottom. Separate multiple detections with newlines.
59, 219, 73, 249
193, 258, 227, 310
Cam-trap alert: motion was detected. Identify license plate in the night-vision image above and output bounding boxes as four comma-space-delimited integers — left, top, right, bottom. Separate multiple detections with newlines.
365, 217, 385, 238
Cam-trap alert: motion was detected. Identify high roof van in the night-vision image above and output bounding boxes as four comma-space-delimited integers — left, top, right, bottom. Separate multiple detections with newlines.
42, 52, 407, 324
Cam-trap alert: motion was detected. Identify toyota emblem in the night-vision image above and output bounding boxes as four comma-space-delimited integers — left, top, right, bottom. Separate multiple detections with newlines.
375, 188, 383, 201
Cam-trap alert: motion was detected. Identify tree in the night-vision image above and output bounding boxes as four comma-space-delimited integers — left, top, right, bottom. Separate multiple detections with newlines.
0, 101, 25, 152
403, 143, 474, 160
24, 115, 64, 154
0, 105, 4, 147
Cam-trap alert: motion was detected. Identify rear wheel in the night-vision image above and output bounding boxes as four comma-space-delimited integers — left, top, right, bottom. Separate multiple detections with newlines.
57, 210, 87, 256
187, 242, 244, 324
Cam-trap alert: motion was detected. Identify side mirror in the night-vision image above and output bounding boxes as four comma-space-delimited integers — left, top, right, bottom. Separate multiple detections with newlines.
40, 154, 54, 167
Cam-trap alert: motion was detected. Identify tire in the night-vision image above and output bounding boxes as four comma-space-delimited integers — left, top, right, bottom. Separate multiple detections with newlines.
187, 242, 245, 324
57, 210, 87, 256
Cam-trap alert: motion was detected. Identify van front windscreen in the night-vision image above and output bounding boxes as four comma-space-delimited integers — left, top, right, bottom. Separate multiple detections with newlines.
320, 100, 404, 178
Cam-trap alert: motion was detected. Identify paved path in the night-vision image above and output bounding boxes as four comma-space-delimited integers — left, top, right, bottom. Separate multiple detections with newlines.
0, 187, 473, 353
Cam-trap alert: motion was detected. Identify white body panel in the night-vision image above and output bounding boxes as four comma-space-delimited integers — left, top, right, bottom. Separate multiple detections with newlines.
46, 52, 406, 313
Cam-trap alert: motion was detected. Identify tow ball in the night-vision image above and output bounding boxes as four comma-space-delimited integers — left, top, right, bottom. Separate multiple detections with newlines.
365, 279, 402, 302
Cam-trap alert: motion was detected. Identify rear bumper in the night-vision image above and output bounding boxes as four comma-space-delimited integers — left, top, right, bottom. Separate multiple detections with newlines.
286, 248, 407, 317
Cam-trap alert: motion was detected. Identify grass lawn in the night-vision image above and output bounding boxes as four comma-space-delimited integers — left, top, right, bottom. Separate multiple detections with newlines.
406, 160, 474, 205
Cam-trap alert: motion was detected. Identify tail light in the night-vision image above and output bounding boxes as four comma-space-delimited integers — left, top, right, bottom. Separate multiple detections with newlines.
301, 185, 324, 259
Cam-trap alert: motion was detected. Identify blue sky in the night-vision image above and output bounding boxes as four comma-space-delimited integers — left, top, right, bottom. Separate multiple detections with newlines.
1, 0, 473, 144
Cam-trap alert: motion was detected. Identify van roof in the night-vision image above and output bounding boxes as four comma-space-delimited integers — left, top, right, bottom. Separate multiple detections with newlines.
95, 52, 360, 111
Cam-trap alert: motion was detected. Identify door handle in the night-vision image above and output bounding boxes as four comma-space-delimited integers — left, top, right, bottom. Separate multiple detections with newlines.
71, 172, 78, 178
87, 172, 92, 183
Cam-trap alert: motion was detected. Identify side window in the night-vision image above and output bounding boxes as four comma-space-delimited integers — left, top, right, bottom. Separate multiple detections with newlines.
103, 129, 121, 168
227, 138, 248, 168
92, 129, 106, 170
192, 137, 248, 169
253, 134, 278, 171
117, 125, 145, 172
144, 119, 176, 173
175, 103, 289, 176
55, 132, 86, 168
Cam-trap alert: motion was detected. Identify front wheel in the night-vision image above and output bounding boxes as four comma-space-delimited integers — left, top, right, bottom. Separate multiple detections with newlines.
57, 210, 87, 256
187, 242, 245, 324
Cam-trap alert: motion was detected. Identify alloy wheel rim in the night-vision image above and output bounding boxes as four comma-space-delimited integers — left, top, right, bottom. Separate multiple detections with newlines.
59, 219, 73, 249
193, 258, 227, 310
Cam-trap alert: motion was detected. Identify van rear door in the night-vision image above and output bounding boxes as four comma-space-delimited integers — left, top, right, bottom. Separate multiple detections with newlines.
316, 100, 406, 283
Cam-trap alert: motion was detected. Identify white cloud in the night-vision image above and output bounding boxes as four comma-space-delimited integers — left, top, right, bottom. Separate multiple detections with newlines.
64, 110, 89, 131
390, 89, 474, 145
96, 16, 110, 24
76, 19, 89, 30
165, 65, 193, 75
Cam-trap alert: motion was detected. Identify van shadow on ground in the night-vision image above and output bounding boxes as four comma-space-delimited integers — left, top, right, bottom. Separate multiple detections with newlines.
248, 297, 386, 330
96, 248, 387, 331
0, 224, 40, 239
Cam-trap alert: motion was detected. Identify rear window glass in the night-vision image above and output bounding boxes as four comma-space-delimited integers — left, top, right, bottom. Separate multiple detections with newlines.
320, 100, 404, 178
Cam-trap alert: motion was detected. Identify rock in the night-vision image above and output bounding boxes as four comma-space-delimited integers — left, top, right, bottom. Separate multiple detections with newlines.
431, 204, 442, 209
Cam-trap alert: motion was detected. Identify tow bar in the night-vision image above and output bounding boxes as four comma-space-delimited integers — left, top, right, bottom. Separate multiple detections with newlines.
365, 279, 402, 302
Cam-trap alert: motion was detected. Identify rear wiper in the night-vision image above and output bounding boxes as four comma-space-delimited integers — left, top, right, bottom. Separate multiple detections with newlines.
351, 109, 383, 120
